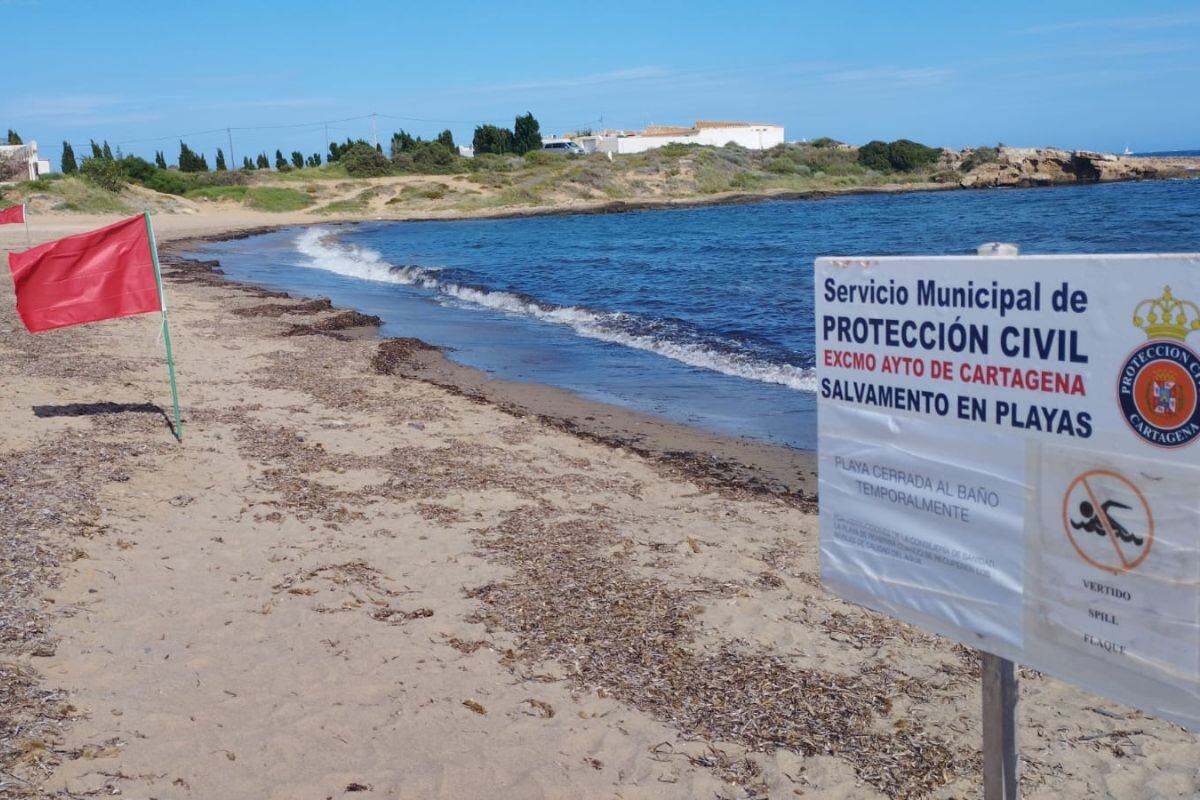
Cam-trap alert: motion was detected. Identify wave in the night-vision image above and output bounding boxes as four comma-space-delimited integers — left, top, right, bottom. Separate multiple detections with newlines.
294, 229, 817, 392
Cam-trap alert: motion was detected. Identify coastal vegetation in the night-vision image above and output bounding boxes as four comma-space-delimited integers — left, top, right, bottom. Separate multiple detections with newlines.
3, 126, 1193, 218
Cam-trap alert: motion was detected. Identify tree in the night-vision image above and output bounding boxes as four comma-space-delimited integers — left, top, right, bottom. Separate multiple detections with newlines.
329, 137, 371, 163
275, 149, 286, 170
178, 142, 209, 172
118, 155, 156, 183
339, 142, 392, 177
436, 129, 455, 150
215, 148, 227, 171
90, 140, 103, 159
243, 156, 255, 170
155, 150, 167, 169
81, 157, 126, 192
6, 130, 21, 145
472, 124, 513, 155
305, 152, 321, 168
512, 112, 542, 155
101, 141, 114, 160
61, 141, 78, 174
390, 130, 416, 157
256, 152, 270, 169
291, 150, 304, 169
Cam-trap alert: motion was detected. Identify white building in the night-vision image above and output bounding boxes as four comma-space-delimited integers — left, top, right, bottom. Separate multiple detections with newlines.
0, 140, 51, 182
572, 121, 784, 155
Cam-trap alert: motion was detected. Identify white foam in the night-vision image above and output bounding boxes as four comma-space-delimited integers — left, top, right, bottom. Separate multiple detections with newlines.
294, 229, 817, 392
295, 228, 440, 288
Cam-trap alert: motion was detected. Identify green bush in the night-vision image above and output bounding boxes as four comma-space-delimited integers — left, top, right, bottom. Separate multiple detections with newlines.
144, 169, 195, 195
887, 139, 941, 171
765, 155, 795, 174
411, 141, 457, 172
657, 143, 698, 158
118, 155, 156, 183
857, 139, 941, 173
81, 158, 126, 192
340, 143, 393, 178
522, 150, 556, 166
857, 140, 893, 172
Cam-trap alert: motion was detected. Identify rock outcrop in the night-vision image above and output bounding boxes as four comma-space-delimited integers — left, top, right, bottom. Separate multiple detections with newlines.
959, 147, 1197, 188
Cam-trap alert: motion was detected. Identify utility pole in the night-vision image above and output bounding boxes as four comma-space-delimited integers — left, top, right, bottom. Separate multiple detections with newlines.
226, 127, 235, 170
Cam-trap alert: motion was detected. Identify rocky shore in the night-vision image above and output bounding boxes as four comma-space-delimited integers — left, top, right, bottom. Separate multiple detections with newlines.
956, 147, 1199, 188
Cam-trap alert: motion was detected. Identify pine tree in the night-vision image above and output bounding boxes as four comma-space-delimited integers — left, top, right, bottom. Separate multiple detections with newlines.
61, 141, 78, 174
390, 130, 416, 157
243, 156, 255, 170
306, 152, 322, 168
178, 142, 210, 172
274, 149, 286, 170
6, 130, 22, 145
102, 141, 114, 160
215, 148, 227, 171
436, 129, 455, 150
90, 140, 103, 159
472, 125, 514, 155
291, 151, 304, 169
256, 152, 270, 169
513, 112, 542, 155
155, 151, 167, 169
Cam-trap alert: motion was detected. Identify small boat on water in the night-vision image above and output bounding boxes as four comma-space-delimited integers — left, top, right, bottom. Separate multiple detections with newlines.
1123, 145, 1134, 156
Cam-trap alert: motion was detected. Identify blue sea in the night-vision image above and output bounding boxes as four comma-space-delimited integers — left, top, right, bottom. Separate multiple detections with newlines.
191, 180, 1200, 450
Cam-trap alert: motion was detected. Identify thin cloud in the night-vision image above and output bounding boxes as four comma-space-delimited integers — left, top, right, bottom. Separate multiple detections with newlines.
468, 66, 672, 93
824, 67, 953, 86
5, 93, 128, 118
1023, 11, 1200, 34
196, 98, 330, 112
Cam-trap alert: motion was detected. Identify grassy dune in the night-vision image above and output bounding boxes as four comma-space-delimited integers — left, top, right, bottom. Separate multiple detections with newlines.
0, 142, 957, 218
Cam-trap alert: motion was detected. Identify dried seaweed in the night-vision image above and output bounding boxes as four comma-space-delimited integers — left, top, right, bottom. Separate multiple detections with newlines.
371, 338, 440, 375
466, 507, 971, 798
283, 310, 383, 337
231, 298, 333, 318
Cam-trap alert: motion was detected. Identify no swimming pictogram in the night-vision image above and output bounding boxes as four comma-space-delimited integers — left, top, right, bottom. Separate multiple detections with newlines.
1061, 469, 1154, 574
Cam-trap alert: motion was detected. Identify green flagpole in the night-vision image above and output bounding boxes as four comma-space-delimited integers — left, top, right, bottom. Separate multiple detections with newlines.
143, 211, 182, 442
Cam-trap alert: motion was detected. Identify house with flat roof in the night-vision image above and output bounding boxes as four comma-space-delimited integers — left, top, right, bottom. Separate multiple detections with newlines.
0, 141, 51, 182
570, 121, 784, 155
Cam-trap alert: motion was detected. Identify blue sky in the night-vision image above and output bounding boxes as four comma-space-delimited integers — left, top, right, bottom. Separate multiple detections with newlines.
2, 0, 1198, 167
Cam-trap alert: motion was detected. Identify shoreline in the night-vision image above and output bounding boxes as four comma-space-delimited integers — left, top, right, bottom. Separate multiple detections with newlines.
4, 207, 1199, 799
150, 171, 1200, 231
158, 241, 819, 505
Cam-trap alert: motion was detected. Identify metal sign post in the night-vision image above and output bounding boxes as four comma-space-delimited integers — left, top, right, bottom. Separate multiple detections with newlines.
976, 242, 1020, 800
981, 652, 1019, 799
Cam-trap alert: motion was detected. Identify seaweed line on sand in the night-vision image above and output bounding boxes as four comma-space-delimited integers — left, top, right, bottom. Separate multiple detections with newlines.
465, 506, 979, 798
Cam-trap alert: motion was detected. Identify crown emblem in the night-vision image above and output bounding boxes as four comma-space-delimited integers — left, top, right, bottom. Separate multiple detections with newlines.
1132, 286, 1200, 341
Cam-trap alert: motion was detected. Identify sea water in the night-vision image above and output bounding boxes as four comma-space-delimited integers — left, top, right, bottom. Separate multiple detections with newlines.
192, 180, 1200, 449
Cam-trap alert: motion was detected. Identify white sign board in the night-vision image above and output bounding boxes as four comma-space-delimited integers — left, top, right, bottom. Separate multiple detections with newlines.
816, 254, 1200, 731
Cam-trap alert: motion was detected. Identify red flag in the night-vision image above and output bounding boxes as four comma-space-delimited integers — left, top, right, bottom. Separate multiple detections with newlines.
7, 215, 162, 333
0, 204, 24, 225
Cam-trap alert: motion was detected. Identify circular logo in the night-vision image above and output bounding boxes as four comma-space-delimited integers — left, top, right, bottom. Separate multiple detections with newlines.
1117, 341, 1200, 448
1061, 469, 1153, 574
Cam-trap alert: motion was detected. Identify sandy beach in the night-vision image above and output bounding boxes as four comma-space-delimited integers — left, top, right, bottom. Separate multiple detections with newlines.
2, 211, 1198, 800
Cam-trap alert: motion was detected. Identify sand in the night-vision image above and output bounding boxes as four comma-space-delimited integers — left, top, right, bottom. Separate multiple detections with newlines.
1, 211, 1197, 799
